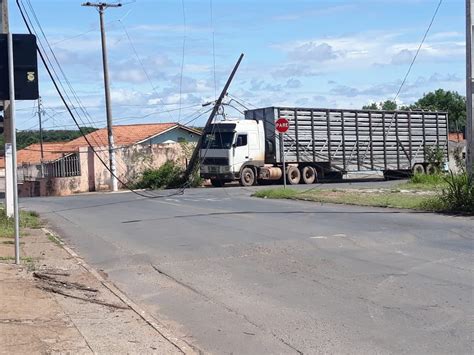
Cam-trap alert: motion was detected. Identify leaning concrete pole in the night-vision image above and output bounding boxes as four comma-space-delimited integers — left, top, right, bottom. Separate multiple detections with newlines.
467, 0, 473, 176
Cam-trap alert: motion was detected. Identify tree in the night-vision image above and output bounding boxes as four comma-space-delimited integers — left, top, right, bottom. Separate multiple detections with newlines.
362, 100, 397, 110
362, 102, 379, 110
411, 89, 466, 132
362, 89, 466, 132
0, 127, 97, 152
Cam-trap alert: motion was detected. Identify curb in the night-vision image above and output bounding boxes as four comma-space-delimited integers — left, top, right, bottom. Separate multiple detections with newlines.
42, 228, 198, 355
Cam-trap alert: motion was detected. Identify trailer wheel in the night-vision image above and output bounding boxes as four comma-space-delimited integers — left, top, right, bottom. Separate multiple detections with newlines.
287, 166, 301, 185
210, 179, 225, 187
301, 166, 316, 184
425, 164, 438, 175
412, 164, 425, 175
240, 167, 255, 186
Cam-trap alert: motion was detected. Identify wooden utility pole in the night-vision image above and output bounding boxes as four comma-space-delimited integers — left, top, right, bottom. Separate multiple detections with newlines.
467, 0, 473, 176
82, 2, 121, 191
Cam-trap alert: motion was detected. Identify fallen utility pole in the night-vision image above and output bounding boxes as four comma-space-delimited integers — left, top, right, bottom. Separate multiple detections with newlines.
183, 53, 244, 182
82, 2, 121, 191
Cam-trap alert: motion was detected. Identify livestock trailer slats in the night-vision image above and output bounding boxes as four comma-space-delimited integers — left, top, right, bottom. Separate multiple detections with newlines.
245, 107, 448, 173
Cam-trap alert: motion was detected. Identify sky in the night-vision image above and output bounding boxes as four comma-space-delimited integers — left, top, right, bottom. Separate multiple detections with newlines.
8, 0, 465, 131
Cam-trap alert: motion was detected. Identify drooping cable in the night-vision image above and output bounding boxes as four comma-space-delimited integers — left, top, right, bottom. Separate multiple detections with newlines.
16, 0, 194, 199
393, 0, 443, 102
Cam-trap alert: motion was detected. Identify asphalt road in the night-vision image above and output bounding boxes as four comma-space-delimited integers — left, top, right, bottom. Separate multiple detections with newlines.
21, 184, 473, 354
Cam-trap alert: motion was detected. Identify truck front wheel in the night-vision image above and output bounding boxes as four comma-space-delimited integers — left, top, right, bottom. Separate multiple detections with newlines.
240, 167, 255, 186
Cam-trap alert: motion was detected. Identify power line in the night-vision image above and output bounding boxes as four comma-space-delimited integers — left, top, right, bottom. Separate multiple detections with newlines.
393, 0, 443, 102
117, 18, 175, 122
16, 0, 190, 199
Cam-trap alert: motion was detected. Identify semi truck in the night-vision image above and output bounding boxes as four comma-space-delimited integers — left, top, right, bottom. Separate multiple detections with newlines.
200, 106, 448, 187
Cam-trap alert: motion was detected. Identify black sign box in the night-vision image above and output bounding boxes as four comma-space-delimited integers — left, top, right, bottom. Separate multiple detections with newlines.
0, 34, 39, 100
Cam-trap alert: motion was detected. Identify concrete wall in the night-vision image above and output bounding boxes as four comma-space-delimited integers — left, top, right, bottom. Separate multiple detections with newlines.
19, 146, 91, 197
17, 143, 193, 196
93, 142, 192, 189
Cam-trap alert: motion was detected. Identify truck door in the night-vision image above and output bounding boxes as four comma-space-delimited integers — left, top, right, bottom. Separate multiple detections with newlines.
233, 134, 249, 172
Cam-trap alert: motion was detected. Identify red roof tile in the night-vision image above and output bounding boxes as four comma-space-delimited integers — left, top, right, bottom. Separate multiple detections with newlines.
0, 142, 76, 168
65, 123, 177, 149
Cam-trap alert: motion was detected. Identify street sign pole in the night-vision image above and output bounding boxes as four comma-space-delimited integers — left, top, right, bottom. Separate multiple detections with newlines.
7, 32, 20, 264
276, 117, 290, 188
281, 133, 286, 189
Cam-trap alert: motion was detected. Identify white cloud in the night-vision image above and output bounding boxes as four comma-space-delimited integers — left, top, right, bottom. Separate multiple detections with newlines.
288, 42, 340, 62
275, 30, 464, 71
271, 64, 321, 78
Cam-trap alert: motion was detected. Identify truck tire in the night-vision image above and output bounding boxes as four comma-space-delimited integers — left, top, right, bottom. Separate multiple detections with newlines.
287, 166, 301, 185
210, 179, 224, 187
301, 166, 316, 184
240, 167, 255, 186
412, 164, 425, 175
425, 164, 438, 175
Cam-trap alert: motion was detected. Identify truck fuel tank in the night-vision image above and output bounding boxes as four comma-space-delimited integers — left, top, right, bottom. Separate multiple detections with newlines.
259, 166, 282, 180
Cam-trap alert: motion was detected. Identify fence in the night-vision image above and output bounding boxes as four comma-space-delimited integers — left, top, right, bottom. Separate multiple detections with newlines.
44, 153, 81, 178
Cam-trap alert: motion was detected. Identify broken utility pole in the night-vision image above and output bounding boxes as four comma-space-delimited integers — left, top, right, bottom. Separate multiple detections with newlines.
183, 53, 244, 183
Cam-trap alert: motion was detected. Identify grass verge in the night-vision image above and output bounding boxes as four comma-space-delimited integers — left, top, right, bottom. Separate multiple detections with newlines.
397, 173, 447, 191
253, 188, 438, 211
0, 209, 42, 238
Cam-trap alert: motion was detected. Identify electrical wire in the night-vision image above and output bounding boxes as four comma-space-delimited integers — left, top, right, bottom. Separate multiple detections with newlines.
393, 0, 443, 102
16, 0, 194, 199
117, 19, 175, 122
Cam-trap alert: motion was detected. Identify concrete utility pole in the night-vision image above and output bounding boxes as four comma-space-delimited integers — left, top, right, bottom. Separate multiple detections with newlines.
467, 0, 473, 177
82, 2, 121, 191
38, 97, 44, 177
1, 0, 14, 216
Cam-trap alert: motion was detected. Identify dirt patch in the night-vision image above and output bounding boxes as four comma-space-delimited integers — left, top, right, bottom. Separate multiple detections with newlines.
0, 226, 188, 354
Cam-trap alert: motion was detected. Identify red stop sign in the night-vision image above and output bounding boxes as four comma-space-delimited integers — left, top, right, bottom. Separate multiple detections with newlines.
275, 118, 289, 133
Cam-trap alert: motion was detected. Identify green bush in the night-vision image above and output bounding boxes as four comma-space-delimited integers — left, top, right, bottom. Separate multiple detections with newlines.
422, 172, 474, 214
425, 146, 445, 172
134, 161, 183, 190
134, 161, 203, 190
440, 172, 474, 213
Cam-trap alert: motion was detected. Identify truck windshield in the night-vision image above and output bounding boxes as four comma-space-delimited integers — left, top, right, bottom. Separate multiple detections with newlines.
203, 132, 235, 149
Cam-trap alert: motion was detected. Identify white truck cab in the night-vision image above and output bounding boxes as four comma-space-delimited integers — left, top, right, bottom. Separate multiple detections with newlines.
200, 119, 265, 187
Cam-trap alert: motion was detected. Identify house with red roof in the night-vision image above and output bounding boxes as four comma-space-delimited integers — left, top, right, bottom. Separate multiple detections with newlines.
2, 123, 200, 196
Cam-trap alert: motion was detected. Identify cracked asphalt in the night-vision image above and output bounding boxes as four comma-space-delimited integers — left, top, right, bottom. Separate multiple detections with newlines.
21, 184, 474, 354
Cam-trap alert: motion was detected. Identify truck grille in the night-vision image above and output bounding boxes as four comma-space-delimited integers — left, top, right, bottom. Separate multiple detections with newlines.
202, 157, 229, 165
